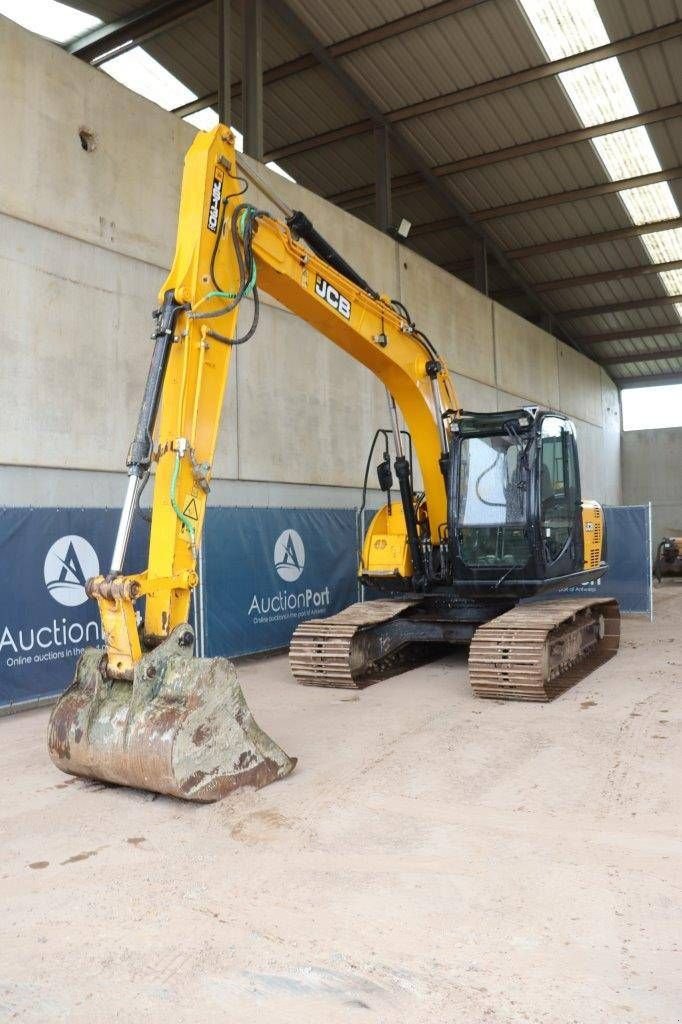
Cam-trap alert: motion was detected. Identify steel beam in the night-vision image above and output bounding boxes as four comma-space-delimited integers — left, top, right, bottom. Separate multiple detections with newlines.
253, 0, 486, 85
374, 126, 392, 233
508, 217, 682, 261
579, 324, 682, 345
534, 259, 682, 293
218, 0, 231, 127
411, 215, 463, 237
171, 0, 487, 118
267, 0, 579, 351
616, 371, 682, 387
410, 167, 682, 237
67, 0, 210, 65
242, 0, 263, 161
329, 104, 682, 210
599, 346, 682, 365
441, 103, 682, 176
473, 166, 682, 222
264, 22, 682, 163
556, 294, 682, 320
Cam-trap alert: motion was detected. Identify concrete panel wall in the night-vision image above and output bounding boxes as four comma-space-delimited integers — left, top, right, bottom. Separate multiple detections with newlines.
557, 345, 603, 426
622, 428, 682, 544
493, 306, 559, 410
0, 15, 190, 268
399, 251, 495, 388
1, 17, 621, 509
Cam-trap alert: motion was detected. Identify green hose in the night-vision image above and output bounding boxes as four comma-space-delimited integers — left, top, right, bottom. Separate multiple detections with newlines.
170, 451, 196, 543
193, 208, 257, 309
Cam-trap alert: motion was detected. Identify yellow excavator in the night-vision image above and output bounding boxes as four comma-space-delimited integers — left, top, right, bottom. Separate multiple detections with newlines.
48, 125, 620, 802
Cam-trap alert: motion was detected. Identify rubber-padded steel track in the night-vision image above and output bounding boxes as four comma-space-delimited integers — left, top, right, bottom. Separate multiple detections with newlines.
468, 597, 620, 701
289, 600, 421, 688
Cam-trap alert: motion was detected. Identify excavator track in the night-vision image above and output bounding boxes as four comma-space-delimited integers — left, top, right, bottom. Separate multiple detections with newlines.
468, 597, 620, 701
289, 599, 424, 688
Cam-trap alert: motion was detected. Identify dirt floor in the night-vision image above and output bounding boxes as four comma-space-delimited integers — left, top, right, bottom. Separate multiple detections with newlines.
1, 587, 681, 1024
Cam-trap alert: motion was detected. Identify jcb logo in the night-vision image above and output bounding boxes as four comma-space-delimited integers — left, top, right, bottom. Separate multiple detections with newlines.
207, 167, 224, 233
315, 275, 351, 319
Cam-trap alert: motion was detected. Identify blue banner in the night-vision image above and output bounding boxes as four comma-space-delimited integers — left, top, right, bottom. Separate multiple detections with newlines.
536, 505, 652, 615
0, 508, 149, 707
0, 506, 358, 708
204, 507, 358, 658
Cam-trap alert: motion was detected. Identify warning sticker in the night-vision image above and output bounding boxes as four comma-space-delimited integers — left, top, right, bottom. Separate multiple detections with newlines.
182, 498, 199, 522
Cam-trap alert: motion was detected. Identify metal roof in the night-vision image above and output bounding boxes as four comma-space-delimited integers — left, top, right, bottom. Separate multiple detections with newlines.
62, 0, 682, 388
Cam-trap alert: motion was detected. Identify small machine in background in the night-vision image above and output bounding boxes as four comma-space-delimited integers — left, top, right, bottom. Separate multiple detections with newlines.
654, 537, 682, 581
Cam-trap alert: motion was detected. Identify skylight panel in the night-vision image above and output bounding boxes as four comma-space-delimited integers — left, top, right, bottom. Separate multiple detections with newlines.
518, 0, 681, 327
659, 270, 682, 293
0, 0, 100, 43
592, 126, 663, 180
518, 0, 608, 59
184, 108, 221, 132
617, 183, 679, 227
267, 162, 296, 182
559, 58, 638, 125
640, 228, 682, 265
101, 48, 196, 110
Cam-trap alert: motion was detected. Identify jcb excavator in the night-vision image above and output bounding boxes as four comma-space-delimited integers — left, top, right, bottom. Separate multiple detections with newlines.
48, 125, 620, 802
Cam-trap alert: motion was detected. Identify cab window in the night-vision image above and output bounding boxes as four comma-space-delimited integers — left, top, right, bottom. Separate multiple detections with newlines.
540, 417, 578, 562
456, 433, 530, 567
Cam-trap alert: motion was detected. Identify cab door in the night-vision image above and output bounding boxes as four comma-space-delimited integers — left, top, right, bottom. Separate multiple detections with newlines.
538, 415, 583, 578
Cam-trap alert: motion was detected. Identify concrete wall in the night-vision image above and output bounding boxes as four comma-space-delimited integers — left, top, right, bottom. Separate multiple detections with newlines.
0, 16, 621, 509
622, 428, 682, 544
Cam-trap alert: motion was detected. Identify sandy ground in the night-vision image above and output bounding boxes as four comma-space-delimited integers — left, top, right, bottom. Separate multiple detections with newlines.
1, 587, 681, 1024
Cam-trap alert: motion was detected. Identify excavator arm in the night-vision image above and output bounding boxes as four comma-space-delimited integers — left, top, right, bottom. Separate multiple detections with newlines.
89, 125, 458, 680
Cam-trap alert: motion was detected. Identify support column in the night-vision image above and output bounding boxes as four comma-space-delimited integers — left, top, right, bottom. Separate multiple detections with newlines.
217, 0, 231, 126
374, 124, 392, 233
242, 0, 263, 160
473, 238, 488, 295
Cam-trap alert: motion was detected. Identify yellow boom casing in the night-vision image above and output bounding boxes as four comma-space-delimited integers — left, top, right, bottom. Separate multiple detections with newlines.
581, 500, 605, 570
361, 504, 412, 578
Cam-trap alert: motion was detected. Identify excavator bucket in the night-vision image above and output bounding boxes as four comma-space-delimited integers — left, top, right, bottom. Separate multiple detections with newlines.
47, 626, 296, 802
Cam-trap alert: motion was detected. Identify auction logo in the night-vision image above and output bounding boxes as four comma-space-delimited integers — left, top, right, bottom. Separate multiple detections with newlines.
273, 529, 305, 582
43, 535, 99, 607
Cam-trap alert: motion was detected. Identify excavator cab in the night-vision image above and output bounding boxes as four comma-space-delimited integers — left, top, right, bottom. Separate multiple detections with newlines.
448, 407, 606, 598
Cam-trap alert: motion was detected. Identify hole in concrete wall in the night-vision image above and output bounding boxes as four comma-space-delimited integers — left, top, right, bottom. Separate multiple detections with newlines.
78, 128, 97, 153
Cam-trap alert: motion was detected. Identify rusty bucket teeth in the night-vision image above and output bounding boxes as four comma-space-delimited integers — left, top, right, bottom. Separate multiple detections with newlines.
47, 625, 296, 802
